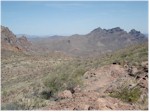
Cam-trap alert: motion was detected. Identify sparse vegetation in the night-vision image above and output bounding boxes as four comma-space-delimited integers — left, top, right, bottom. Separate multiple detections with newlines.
1, 102, 26, 110
110, 85, 142, 103
95, 43, 148, 67
1, 43, 148, 110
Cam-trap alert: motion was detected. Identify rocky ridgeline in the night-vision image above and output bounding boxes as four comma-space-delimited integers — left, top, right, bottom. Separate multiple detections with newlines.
29, 26, 147, 57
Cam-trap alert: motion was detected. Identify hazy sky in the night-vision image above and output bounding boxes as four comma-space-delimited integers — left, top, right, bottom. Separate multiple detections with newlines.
1, 1, 148, 36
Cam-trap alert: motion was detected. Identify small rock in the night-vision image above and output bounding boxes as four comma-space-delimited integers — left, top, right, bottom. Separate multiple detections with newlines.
82, 104, 90, 110
74, 85, 81, 93
124, 64, 129, 69
132, 67, 138, 75
96, 98, 109, 110
138, 79, 148, 89
58, 90, 73, 99
141, 61, 148, 72
141, 61, 148, 68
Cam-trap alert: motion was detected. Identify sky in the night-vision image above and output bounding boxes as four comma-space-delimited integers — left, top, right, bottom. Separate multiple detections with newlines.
1, 1, 148, 36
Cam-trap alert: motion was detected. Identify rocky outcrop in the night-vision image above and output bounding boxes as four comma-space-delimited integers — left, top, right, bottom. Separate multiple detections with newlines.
1, 26, 21, 51
129, 29, 145, 38
1, 26, 32, 52
17, 36, 32, 51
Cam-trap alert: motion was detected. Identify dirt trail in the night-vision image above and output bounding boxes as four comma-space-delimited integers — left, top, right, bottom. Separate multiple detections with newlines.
83, 65, 128, 92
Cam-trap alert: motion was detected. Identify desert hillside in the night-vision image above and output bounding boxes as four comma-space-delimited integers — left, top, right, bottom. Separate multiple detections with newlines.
1, 26, 148, 110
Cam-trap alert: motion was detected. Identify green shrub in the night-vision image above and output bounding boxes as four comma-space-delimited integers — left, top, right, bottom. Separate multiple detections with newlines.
44, 66, 86, 95
40, 90, 52, 99
110, 86, 141, 103
44, 74, 65, 94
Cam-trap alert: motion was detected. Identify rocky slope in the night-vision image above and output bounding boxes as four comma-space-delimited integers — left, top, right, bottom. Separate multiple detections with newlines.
43, 62, 148, 110
1, 26, 32, 52
1, 42, 148, 110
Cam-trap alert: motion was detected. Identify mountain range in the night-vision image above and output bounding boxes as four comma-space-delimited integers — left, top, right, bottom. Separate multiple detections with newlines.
29, 27, 148, 57
1, 26, 148, 57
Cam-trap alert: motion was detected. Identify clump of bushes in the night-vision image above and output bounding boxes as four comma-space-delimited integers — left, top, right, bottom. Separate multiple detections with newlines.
40, 90, 52, 99
110, 86, 141, 103
43, 62, 86, 97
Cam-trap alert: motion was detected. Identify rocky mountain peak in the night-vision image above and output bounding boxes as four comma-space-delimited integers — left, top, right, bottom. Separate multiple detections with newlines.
1, 26, 9, 32
112, 27, 124, 31
106, 27, 124, 33
1, 26, 17, 45
129, 29, 145, 38
91, 27, 103, 33
129, 29, 140, 34
1, 26, 32, 52
90, 27, 126, 35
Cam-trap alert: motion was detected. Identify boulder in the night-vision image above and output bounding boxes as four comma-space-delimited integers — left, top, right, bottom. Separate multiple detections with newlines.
141, 61, 148, 72
58, 90, 73, 99
138, 78, 148, 89
73, 85, 81, 93
132, 67, 139, 75
95, 98, 111, 110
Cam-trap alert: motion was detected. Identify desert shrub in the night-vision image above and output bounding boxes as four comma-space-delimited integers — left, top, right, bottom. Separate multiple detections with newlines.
110, 86, 141, 103
15, 97, 48, 110
1, 102, 26, 110
44, 74, 65, 94
44, 63, 86, 96
40, 90, 52, 99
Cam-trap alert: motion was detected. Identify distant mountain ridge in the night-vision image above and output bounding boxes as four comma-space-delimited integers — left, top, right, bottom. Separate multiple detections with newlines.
1, 26, 147, 57
30, 27, 147, 57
